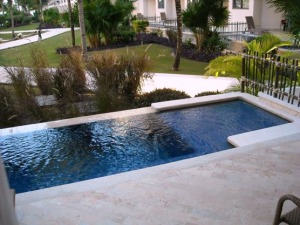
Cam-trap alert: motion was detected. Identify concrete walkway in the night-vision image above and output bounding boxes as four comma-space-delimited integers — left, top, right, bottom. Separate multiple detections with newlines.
0, 28, 72, 50
0, 67, 239, 97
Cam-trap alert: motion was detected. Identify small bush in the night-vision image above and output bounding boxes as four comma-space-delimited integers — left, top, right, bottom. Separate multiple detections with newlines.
86, 51, 152, 101
194, 90, 221, 97
0, 85, 20, 128
202, 32, 227, 53
57, 50, 86, 96
166, 29, 177, 47
115, 30, 136, 44
5, 66, 45, 124
132, 20, 149, 33
30, 46, 54, 95
135, 88, 190, 107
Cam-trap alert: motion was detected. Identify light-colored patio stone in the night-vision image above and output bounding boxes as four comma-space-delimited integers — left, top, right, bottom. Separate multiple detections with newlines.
15, 133, 300, 225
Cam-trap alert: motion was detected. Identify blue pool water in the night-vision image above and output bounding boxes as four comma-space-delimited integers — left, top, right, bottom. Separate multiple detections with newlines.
0, 100, 289, 193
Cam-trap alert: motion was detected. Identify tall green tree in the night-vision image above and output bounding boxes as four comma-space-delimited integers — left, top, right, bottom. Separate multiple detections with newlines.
78, 0, 87, 56
172, 0, 182, 71
182, 0, 229, 51
67, 0, 76, 47
7, 0, 15, 38
84, 0, 134, 48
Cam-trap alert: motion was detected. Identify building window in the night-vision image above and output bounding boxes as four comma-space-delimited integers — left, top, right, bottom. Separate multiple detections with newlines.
233, 0, 249, 9
158, 0, 164, 9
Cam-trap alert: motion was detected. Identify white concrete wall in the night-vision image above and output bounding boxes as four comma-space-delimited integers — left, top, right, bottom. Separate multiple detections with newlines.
147, 0, 156, 17
260, 0, 283, 29
252, 0, 262, 27
228, 0, 254, 23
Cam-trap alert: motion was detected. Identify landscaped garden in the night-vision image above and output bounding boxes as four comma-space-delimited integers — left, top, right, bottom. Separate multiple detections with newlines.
0, 0, 299, 129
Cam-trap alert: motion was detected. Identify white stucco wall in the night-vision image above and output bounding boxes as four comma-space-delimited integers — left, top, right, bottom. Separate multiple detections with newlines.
147, 0, 156, 17
260, 0, 283, 29
228, 0, 254, 23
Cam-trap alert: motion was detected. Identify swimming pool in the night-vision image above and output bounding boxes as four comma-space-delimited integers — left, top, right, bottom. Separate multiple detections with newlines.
0, 100, 289, 193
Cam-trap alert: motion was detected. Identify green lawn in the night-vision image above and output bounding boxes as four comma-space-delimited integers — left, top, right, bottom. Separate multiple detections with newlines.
0, 30, 208, 75
0, 23, 40, 32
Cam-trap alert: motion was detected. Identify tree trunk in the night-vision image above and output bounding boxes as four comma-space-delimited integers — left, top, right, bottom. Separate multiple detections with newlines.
8, 0, 14, 38
67, 0, 76, 47
39, 0, 44, 21
77, 0, 87, 57
172, 0, 182, 71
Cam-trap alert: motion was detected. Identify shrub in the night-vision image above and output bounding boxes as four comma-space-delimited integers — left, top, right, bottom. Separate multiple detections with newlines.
194, 90, 221, 97
86, 51, 152, 101
115, 30, 136, 44
5, 66, 45, 124
166, 29, 177, 46
132, 20, 149, 33
202, 32, 227, 53
135, 88, 190, 107
57, 50, 86, 96
30, 46, 54, 95
0, 85, 19, 128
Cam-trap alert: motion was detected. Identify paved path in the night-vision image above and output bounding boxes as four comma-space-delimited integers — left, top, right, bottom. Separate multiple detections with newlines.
0, 67, 239, 96
0, 28, 72, 50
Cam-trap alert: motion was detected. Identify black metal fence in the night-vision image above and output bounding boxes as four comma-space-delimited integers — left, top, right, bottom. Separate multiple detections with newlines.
241, 51, 300, 106
140, 16, 247, 34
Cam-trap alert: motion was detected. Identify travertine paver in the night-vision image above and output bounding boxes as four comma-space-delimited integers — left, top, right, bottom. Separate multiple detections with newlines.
15, 134, 300, 225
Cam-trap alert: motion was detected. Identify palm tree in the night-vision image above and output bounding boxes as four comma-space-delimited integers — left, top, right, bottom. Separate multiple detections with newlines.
77, 0, 88, 56
172, 0, 182, 71
182, 0, 229, 51
7, 0, 15, 38
67, 0, 76, 47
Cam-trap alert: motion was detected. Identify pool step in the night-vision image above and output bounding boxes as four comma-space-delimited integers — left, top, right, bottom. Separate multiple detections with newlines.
228, 123, 300, 147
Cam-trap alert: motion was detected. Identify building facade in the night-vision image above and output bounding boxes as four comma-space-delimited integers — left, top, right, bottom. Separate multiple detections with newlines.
133, 0, 284, 30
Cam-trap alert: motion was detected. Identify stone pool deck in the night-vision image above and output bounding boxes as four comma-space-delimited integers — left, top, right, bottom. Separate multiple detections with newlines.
13, 92, 300, 225
15, 133, 300, 225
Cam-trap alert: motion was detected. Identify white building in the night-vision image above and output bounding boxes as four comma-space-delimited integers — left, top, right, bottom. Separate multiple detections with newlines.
45, 0, 76, 13
133, 0, 284, 30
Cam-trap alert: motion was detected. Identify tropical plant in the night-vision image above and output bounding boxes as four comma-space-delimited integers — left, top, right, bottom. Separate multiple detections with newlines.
7, 0, 15, 38
205, 33, 292, 77
132, 20, 149, 33
77, 0, 87, 56
135, 88, 190, 107
0, 85, 20, 128
172, 0, 183, 71
29, 45, 54, 95
182, 0, 229, 51
84, 0, 134, 48
43, 8, 60, 26
244, 33, 292, 53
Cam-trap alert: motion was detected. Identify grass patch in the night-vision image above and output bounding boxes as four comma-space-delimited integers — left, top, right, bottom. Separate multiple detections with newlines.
98, 44, 208, 75
0, 31, 39, 40
0, 30, 82, 67
0, 23, 40, 32
0, 30, 208, 75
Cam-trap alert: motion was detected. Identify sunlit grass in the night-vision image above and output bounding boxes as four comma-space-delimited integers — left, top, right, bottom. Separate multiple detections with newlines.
0, 23, 40, 32
0, 30, 208, 75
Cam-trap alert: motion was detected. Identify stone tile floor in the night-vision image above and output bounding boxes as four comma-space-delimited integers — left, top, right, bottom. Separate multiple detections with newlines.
16, 133, 300, 225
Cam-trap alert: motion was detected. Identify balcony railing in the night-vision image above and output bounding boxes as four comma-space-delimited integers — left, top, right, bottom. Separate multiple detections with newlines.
241, 51, 300, 107
139, 16, 248, 34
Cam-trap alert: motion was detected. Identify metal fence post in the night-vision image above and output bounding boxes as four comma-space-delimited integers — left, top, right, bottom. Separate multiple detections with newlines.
241, 50, 246, 93
274, 56, 281, 98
